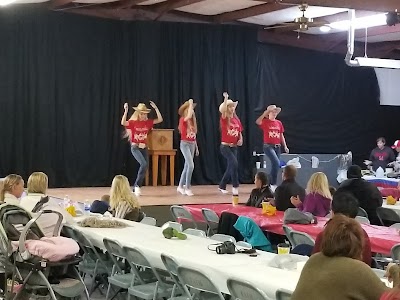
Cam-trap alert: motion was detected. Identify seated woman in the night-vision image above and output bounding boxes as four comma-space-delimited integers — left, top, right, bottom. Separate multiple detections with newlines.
291, 172, 331, 217
245, 172, 274, 208
19, 172, 75, 236
110, 175, 141, 221
292, 214, 395, 300
0, 174, 25, 205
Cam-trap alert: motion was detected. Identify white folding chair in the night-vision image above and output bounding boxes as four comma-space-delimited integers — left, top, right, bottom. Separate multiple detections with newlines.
177, 266, 225, 300
140, 216, 157, 226
162, 221, 183, 232
275, 288, 293, 300
183, 228, 206, 237
227, 278, 271, 300
357, 207, 369, 218
210, 234, 236, 243
355, 216, 370, 224
160, 254, 192, 300
289, 230, 315, 247
201, 208, 220, 236
170, 205, 197, 229
282, 225, 295, 247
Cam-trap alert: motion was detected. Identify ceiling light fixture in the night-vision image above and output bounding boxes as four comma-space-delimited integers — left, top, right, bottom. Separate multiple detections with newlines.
319, 25, 331, 33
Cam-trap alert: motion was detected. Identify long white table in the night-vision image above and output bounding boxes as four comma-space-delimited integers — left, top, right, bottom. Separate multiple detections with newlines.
72, 218, 301, 299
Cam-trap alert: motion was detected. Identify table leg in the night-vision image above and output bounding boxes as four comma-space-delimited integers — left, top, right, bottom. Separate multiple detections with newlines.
169, 155, 175, 186
161, 156, 167, 186
152, 155, 159, 187
145, 167, 149, 186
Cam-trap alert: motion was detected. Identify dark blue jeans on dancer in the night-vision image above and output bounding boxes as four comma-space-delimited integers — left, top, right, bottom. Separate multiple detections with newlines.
130, 145, 148, 187
219, 145, 239, 190
263, 144, 281, 185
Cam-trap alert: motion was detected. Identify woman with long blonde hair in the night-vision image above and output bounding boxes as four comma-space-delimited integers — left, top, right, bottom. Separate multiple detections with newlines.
0, 174, 24, 205
177, 99, 199, 196
218, 92, 243, 195
291, 172, 332, 217
110, 175, 141, 221
121, 101, 163, 197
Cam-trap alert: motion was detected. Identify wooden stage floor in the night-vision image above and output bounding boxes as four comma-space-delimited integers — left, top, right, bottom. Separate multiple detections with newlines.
48, 184, 253, 206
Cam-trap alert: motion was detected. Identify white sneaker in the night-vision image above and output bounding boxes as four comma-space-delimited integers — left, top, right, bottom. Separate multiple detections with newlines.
270, 185, 277, 192
185, 189, 194, 196
134, 186, 141, 196
177, 186, 185, 195
232, 187, 239, 195
218, 188, 229, 194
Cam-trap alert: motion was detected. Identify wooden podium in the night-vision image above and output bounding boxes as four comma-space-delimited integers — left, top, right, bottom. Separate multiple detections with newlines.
145, 129, 177, 186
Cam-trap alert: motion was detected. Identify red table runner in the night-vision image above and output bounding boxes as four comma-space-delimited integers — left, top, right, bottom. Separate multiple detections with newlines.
184, 204, 400, 255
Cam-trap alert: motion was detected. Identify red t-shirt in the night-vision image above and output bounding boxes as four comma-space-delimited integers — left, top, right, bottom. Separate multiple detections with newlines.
125, 119, 154, 144
220, 116, 243, 144
312, 227, 372, 266
259, 119, 284, 145
179, 117, 196, 142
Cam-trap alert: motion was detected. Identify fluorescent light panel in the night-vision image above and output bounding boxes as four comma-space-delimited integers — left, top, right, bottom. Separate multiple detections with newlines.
355, 57, 400, 69
330, 13, 387, 30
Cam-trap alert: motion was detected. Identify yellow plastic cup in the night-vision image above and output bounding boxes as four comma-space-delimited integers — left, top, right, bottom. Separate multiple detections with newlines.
232, 195, 239, 206
277, 243, 290, 255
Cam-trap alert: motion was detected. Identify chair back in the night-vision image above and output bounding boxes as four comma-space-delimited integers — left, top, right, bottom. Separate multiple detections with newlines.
275, 288, 292, 300
74, 230, 110, 270
160, 254, 191, 298
183, 228, 206, 237
201, 208, 219, 236
62, 224, 77, 239
170, 205, 197, 228
357, 207, 369, 218
391, 244, 400, 262
162, 221, 183, 232
377, 207, 400, 226
282, 225, 295, 247
177, 266, 225, 300
390, 223, 400, 230
289, 230, 315, 247
355, 216, 370, 224
210, 234, 236, 243
140, 216, 157, 226
227, 278, 271, 300
103, 238, 125, 273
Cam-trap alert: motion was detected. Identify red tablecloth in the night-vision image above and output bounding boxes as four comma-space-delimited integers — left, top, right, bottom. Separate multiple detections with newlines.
184, 204, 400, 255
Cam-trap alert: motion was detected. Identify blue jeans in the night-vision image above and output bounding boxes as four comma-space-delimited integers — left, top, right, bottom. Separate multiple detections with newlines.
219, 145, 239, 189
263, 144, 281, 185
130, 145, 148, 187
178, 141, 196, 189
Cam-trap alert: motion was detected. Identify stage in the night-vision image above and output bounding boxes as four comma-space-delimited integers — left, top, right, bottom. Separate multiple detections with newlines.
47, 184, 253, 206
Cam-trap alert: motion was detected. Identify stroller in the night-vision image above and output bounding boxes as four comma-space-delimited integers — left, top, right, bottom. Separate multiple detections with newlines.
0, 203, 89, 300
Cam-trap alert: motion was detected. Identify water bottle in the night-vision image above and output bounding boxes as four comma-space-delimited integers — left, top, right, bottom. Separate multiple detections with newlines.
84, 199, 91, 215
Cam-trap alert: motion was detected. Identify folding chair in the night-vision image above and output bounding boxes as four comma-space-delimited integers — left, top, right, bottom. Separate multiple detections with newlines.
210, 234, 236, 243
162, 221, 183, 232
170, 205, 197, 229
289, 230, 315, 247
355, 216, 370, 224
123, 246, 173, 300
390, 223, 400, 230
201, 209, 219, 236
227, 278, 271, 300
275, 288, 292, 300
391, 244, 400, 262
103, 238, 133, 300
160, 254, 192, 300
282, 225, 295, 247
377, 207, 400, 226
177, 266, 225, 300
183, 228, 206, 237
140, 217, 157, 226
357, 207, 369, 218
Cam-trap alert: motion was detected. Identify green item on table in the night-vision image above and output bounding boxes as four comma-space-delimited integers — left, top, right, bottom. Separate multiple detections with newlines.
162, 227, 187, 240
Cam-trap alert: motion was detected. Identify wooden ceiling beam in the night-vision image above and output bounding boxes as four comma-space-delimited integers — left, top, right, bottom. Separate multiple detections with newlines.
214, 2, 290, 24
276, 0, 400, 13
110, 0, 149, 10
150, 0, 206, 20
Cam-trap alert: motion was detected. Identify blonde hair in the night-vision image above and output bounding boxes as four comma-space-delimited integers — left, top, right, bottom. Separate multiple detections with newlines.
179, 108, 198, 134
110, 175, 140, 210
27, 172, 48, 194
306, 172, 332, 199
0, 174, 23, 203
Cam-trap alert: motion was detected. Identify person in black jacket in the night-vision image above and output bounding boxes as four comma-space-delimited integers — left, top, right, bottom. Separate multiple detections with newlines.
272, 165, 305, 211
245, 172, 274, 208
336, 165, 383, 225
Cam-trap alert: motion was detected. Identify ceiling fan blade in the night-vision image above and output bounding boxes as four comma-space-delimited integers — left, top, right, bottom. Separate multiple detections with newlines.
264, 23, 298, 30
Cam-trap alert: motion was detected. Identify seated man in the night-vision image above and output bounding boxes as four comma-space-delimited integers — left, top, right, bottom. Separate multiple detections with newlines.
336, 165, 382, 225
245, 172, 274, 208
272, 165, 305, 211
312, 191, 372, 266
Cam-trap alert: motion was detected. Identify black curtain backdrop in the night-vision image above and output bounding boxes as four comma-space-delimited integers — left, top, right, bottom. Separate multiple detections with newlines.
0, 6, 398, 188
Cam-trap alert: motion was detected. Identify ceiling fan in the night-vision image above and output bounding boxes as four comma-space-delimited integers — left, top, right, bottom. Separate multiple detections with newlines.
264, 3, 327, 31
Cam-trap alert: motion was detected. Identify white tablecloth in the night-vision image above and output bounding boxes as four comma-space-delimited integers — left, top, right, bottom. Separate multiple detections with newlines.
382, 200, 400, 214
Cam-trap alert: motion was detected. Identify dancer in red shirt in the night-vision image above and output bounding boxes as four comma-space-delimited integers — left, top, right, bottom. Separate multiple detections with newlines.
219, 92, 243, 195
177, 99, 199, 196
256, 105, 289, 187
121, 101, 163, 196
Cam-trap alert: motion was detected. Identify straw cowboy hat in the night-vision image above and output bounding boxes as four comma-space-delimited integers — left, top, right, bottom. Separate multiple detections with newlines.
266, 104, 281, 115
219, 99, 238, 114
133, 103, 151, 113
178, 100, 197, 116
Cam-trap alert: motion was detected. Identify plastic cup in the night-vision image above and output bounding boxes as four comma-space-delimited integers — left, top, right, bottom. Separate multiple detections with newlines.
256, 162, 261, 169
277, 243, 290, 255
232, 195, 239, 206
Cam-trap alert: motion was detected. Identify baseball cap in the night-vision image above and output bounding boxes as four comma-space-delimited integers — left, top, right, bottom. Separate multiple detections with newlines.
392, 140, 400, 149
